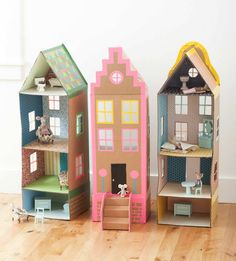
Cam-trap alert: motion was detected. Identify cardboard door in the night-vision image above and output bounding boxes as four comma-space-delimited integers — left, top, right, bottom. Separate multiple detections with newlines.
111, 164, 126, 194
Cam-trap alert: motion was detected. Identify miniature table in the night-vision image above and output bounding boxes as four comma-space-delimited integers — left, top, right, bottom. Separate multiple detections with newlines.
181, 181, 195, 195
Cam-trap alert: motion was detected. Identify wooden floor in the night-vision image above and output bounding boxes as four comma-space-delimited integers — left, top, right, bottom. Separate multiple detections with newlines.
0, 194, 236, 261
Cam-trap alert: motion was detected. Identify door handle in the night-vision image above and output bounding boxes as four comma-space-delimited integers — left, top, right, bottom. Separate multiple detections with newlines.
112, 179, 115, 182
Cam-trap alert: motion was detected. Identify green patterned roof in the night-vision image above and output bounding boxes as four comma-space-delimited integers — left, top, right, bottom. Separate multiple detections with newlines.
42, 44, 87, 97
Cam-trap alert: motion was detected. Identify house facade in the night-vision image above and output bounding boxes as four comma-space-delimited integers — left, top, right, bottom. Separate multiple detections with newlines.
157, 42, 220, 227
19, 44, 89, 220
91, 48, 150, 224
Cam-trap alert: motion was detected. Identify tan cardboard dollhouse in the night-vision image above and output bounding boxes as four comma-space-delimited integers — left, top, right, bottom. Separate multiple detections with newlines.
157, 42, 220, 227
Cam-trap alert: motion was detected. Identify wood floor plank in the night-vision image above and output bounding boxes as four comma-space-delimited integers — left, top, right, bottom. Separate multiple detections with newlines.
0, 194, 236, 261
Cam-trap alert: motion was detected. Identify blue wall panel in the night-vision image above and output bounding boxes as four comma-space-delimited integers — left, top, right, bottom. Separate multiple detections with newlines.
200, 158, 211, 185
20, 94, 43, 146
167, 157, 186, 183
158, 95, 168, 150
60, 153, 68, 171
22, 189, 44, 211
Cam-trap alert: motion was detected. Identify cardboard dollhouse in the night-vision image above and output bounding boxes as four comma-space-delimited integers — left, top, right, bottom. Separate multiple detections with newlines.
157, 42, 220, 227
91, 48, 150, 230
19, 44, 89, 220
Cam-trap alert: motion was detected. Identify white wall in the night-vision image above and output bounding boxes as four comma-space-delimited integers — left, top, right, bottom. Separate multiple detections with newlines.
0, 0, 235, 201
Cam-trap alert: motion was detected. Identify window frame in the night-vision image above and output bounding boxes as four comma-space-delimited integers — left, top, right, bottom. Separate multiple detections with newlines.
175, 122, 188, 142
28, 111, 35, 132
98, 128, 114, 151
175, 95, 188, 115
122, 100, 139, 124
110, 71, 124, 85
49, 117, 60, 136
122, 129, 139, 152
30, 152, 37, 173
75, 154, 84, 179
96, 100, 113, 124
48, 95, 60, 110
199, 95, 212, 116
76, 113, 84, 136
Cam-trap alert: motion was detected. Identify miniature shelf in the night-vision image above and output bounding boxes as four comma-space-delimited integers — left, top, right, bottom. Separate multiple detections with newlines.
23, 176, 68, 194
159, 148, 212, 158
23, 138, 68, 153
158, 211, 210, 227
159, 182, 211, 199
20, 86, 67, 96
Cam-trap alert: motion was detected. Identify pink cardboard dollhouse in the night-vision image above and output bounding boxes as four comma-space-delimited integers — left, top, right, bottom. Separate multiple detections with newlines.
91, 48, 150, 230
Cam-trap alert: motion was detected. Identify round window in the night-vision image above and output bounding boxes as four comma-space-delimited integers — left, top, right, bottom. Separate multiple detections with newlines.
110, 71, 123, 85
188, 67, 198, 78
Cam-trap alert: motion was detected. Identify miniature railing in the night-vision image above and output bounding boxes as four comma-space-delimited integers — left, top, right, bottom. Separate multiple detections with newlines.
100, 192, 107, 230
128, 193, 132, 232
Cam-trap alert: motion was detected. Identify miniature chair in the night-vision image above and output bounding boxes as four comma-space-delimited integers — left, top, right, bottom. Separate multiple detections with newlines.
35, 208, 44, 224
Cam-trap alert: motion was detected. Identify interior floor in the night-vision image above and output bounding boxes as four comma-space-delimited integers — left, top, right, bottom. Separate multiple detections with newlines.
23, 175, 69, 194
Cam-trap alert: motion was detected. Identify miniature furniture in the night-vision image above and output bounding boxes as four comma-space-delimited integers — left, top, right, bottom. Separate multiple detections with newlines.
34, 197, 51, 211
174, 203, 192, 217
11, 204, 30, 223
19, 44, 90, 220
199, 119, 213, 149
35, 208, 44, 224
157, 42, 220, 227
91, 48, 150, 228
181, 181, 195, 195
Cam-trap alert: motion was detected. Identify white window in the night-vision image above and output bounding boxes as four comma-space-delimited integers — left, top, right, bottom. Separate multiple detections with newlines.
175, 96, 188, 115
122, 129, 138, 152
161, 159, 165, 178
49, 96, 60, 110
199, 123, 204, 137
188, 67, 198, 78
110, 71, 123, 85
122, 100, 139, 124
76, 113, 83, 135
50, 117, 60, 135
98, 129, 113, 151
216, 117, 219, 140
30, 152, 37, 173
199, 96, 212, 115
175, 122, 188, 142
161, 116, 164, 136
28, 111, 35, 132
75, 154, 84, 178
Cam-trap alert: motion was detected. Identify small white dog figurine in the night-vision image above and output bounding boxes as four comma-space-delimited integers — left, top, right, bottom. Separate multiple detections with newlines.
117, 184, 128, 197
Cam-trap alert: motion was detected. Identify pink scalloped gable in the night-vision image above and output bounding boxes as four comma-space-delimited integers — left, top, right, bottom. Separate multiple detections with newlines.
91, 48, 147, 96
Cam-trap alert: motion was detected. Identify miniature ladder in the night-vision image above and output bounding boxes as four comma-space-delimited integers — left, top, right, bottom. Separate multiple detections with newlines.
101, 193, 132, 231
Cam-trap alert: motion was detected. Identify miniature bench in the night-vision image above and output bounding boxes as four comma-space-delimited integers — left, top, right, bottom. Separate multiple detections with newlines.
174, 203, 192, 217
35, 198, 51, 211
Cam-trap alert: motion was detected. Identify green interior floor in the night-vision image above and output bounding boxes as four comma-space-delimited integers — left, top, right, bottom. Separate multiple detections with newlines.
24, 176, 69, 194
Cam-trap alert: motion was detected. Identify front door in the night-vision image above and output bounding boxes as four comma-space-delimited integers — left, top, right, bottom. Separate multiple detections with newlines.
111, 164, 126, 194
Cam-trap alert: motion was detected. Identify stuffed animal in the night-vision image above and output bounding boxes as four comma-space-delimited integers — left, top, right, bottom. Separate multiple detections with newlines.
11, 203, 30, 223
36, 115, 54, 144
117, 184, 128, 197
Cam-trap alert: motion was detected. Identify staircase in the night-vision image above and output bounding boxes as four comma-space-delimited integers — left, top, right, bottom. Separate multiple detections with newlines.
101, 194, 132, 231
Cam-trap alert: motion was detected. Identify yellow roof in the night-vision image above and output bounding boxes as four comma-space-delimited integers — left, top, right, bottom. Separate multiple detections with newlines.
168, 41, 220, 86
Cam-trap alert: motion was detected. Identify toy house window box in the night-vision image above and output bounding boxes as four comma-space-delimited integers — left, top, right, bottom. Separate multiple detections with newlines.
28, 111, 35, 131
97, 100, 113, 124
50, 117, 60, 135
199, 96, 212, 115
122, 129, 138, 152
175, 96, 188, 115
76, 113, 83, 135
122, 100, 139, 124
49, 95, 60, 110
98, 129, 113, 151
30, 152, 37, 173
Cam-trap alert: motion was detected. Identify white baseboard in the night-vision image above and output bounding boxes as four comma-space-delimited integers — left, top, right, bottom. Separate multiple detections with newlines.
0, 170, 235, 203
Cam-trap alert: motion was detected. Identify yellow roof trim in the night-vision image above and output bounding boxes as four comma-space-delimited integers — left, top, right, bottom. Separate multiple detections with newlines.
168, 41, 220, 86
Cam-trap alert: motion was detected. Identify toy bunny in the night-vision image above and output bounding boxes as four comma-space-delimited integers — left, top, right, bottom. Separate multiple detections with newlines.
36, 115, 54, 144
